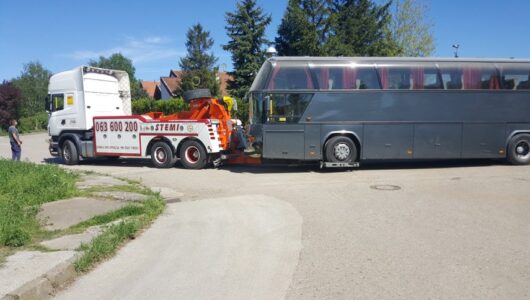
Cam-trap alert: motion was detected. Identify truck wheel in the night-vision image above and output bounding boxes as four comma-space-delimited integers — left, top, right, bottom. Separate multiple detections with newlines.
507, 134, 530, 165
179, 140, 208, 169
150, 142, 176, 168
61, 140, 80, 165
325, 136, 357, 163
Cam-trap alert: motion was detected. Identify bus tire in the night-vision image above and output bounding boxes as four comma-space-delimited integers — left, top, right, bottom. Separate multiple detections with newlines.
151, 141, 176, 168
325, 136, 357, 163
179, 140, 208, 169
507, 134, 530, 165
61, 140, 80, 165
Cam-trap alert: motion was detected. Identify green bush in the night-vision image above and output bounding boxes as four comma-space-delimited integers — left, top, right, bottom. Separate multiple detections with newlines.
18, 111, 48, 133
0, 160, 78, 247
132, 98, 189, 115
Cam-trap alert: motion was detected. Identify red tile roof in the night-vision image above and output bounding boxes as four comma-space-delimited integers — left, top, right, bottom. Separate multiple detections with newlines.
169, 70, 233, 97
140, 81, 159, 99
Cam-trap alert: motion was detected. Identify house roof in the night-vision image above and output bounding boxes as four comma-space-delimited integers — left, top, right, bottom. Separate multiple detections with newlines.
160, 76, 181, 97
161, 70, 234, 97
140, 81, 159, 98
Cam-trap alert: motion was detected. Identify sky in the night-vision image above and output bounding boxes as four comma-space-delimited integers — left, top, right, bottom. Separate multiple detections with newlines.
1, 0, 530, 82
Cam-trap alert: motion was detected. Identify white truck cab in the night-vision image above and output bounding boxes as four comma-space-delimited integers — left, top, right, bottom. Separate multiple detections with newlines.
47, 66, 227, 169
47, 66, 131, 137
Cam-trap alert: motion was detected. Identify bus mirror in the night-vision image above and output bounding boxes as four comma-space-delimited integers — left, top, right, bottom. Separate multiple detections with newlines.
264, 95, 270, 112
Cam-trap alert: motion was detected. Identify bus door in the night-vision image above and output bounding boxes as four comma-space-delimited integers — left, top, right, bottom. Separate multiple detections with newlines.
262, 93, 313, 160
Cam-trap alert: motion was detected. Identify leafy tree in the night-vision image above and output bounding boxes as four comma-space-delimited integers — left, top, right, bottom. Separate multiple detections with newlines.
11, 62, 51, 118
89, 53, 148, 99
223, 0, 272, 100
275, 0, 326, 56
0, 81, 22, 130
179, 23, 220, 96
326, 0, 399, 56
391, 0, 434, 57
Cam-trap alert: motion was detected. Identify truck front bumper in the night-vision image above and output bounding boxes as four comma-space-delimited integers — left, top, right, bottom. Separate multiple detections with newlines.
49, 139, 59, 156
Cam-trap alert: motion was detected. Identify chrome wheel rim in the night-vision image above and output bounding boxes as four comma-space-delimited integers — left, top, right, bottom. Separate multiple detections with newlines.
63, 145, 71, 161
185, 146, 200, 164
515, 141, 530, 159
334, 143, 351, 161
154, 147, 167, 164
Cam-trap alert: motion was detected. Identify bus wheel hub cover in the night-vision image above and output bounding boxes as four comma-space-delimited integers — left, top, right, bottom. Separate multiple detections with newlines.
334, 143, 351, 160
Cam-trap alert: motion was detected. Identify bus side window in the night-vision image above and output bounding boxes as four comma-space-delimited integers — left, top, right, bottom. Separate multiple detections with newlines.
500, 67, 530, 90
267, 93, 313, 123
462, 65, 499, 90
517, 75, 530, 90
268, 66, 313, 90
356, 68, 381, 89
440, 68, 463, 90
385, 67, 412, 90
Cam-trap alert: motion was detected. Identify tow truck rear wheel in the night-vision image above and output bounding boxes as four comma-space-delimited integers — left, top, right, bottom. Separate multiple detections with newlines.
151, 141, 176, 169
61, 140, 80, 165
179, 140, 208, 169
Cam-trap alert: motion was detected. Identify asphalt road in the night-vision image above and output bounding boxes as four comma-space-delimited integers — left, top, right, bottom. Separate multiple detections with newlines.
2, 133, 530, 299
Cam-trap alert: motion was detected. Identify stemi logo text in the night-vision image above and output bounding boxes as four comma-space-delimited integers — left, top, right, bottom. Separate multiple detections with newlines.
149, 123, 184, 132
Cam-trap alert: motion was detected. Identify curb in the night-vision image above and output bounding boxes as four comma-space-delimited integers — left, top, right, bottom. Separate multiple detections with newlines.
1, 255, 78, 300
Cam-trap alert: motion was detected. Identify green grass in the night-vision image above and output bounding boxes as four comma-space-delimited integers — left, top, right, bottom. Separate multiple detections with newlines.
74, 197, 165, 272
0, 159, 78, 247
0, 159, 166, 272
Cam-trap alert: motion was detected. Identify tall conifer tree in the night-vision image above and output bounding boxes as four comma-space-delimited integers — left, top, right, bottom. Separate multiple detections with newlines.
223, 0, 272, 100
179, 23, 220, 96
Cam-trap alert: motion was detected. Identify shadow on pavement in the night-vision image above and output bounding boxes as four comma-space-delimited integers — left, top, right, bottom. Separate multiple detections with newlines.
43, 155, 507, 174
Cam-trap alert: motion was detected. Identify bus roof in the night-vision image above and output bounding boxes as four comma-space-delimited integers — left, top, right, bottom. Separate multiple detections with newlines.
268, 56, 530, 64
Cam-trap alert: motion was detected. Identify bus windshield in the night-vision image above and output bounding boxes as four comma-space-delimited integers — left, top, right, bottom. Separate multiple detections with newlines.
249, 92, 265, 124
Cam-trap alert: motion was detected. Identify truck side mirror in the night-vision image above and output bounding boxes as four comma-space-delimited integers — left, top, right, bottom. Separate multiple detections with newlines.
45, 95, 51, 112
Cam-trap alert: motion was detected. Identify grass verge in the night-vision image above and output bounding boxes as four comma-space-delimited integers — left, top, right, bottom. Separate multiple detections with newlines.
0, 159, 78, 247
74, 196, 165, 272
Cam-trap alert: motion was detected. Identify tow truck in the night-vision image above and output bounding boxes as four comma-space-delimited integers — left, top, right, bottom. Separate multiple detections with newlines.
47, 66, 252, 169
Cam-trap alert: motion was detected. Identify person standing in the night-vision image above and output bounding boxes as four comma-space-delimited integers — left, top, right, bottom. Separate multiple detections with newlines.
8, 119, 22, 161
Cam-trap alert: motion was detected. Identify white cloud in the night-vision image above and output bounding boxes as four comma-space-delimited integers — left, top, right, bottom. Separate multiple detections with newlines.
68, 36, 183, 64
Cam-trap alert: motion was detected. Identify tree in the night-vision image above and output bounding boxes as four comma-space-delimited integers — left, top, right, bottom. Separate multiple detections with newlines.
89, 53, 148, 99
179, 24, 220, 96
275, 0, 399, 57
0, 81, 22, 130
326, 0, 399, 56
391, 0, 434, 57
223, 0, 272, 101
11, 62, 51, 118
275, 0, 327, 56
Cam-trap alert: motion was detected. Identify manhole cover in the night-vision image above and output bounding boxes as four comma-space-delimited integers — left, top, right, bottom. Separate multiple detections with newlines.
370, 185, 402, 191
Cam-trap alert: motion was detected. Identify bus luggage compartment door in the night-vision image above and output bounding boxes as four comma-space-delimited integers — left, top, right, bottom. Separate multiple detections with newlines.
262, 124, 305, 159
413, 123, 463, 159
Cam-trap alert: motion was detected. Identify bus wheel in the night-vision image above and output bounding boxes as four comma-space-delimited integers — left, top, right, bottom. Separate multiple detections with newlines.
508, 134, 530, 165
325, 136, 357, 163
179, 140, 208, 169
61, 140, 79, 165
151, 141, 176, 168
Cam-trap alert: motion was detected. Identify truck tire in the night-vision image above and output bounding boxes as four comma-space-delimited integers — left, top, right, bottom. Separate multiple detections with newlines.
179, 140, 208, 169
150, 141, 176, 168
182, 89, 211, 102
325, 136, 357, 163
507, 134, 530, 165
61, 140, 80, 165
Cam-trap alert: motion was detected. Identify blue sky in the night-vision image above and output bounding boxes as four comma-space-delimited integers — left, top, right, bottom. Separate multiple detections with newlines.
1, 0, 529, 82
